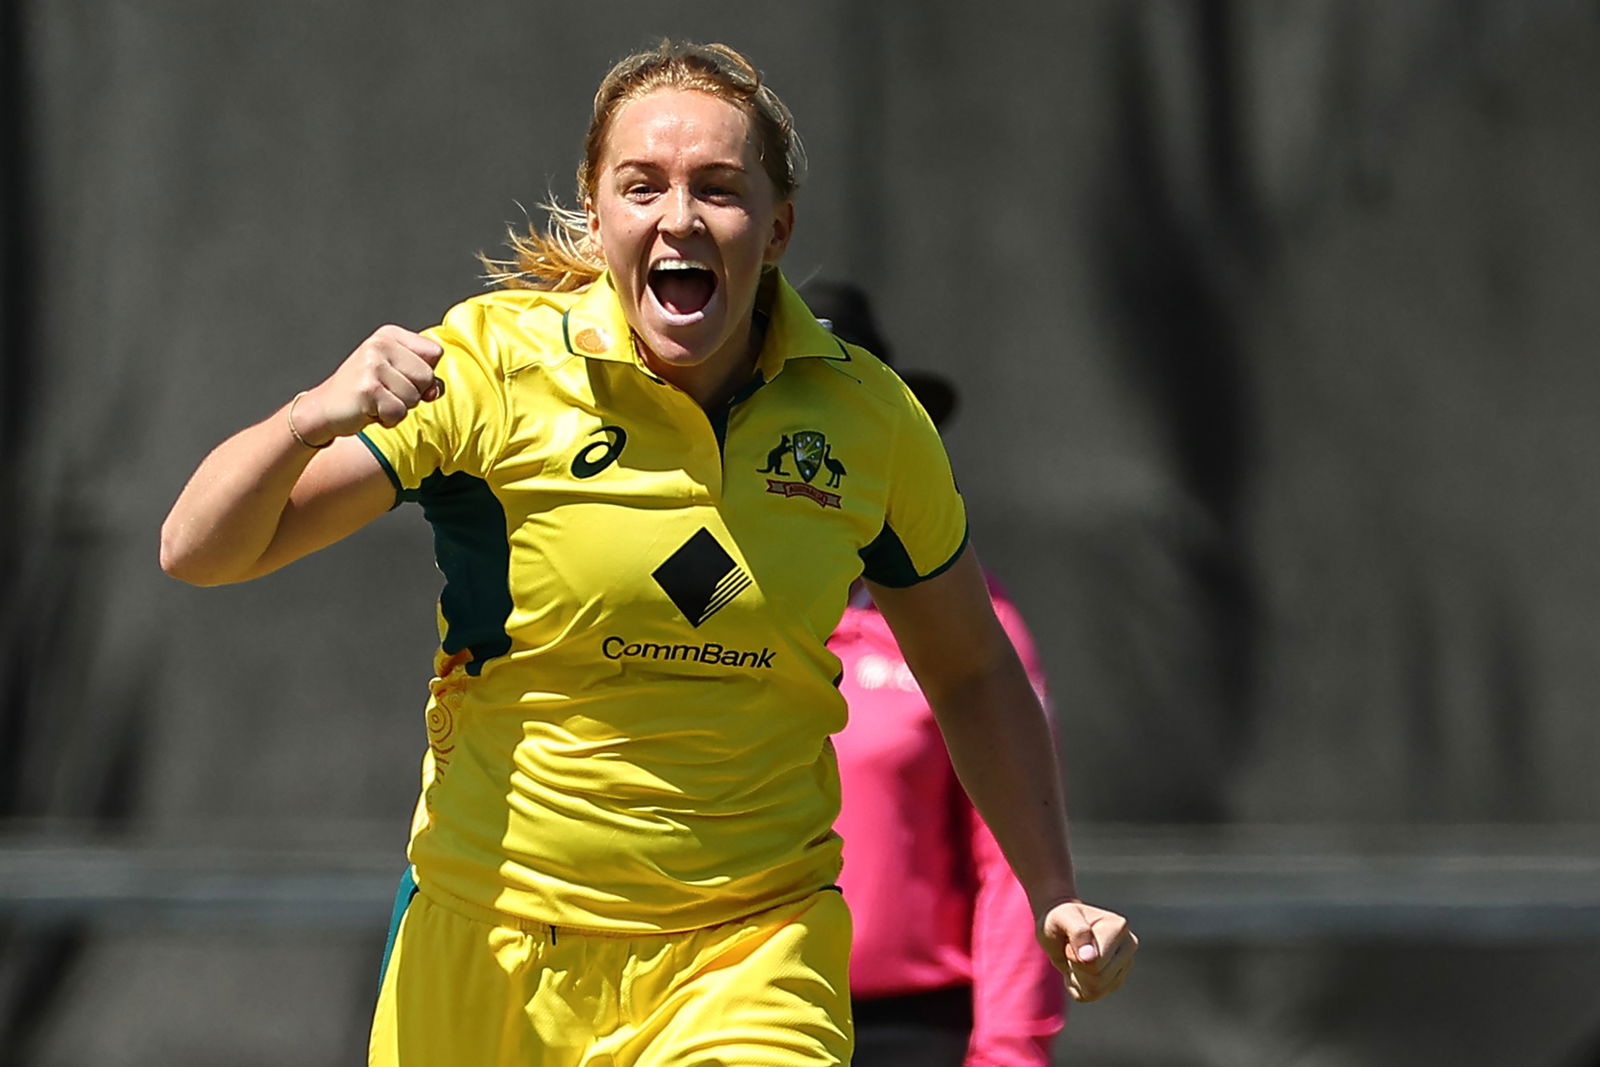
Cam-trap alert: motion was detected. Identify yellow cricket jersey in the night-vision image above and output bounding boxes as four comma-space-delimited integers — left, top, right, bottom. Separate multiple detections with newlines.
359, 268, 967, 933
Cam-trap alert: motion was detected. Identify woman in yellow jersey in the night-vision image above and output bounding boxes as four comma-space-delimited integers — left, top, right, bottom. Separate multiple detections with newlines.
160, 40, 1135, 1067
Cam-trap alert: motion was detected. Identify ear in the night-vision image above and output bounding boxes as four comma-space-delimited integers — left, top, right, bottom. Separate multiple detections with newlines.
764, 201, 796, 264
585, 197, 603, 251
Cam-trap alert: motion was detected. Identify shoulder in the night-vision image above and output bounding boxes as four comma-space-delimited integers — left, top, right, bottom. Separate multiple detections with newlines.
432, 288, 586, 375
791, 340, 927, 425
763, 273, 927, 424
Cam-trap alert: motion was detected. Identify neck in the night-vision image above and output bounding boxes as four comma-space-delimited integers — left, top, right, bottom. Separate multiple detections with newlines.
641, 312, 766, 412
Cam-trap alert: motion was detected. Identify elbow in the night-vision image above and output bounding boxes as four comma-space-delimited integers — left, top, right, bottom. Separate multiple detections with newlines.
159, 557, 209, 587
158, 538, 206, 586
159, 522, 230, 587
158, 522, 188, 580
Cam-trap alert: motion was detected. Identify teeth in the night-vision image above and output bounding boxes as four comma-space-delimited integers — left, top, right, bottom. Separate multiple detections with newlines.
653, 258, 711, 272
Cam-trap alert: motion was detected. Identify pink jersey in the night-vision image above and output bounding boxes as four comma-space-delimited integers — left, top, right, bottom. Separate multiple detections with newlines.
829, 579, 1066, 1067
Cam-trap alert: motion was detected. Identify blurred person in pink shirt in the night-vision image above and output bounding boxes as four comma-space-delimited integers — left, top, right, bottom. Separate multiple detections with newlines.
805, 281, 1066, 1067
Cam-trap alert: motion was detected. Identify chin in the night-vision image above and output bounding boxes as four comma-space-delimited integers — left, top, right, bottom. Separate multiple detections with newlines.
641, 323, 722, 369
639, 342, 710, 375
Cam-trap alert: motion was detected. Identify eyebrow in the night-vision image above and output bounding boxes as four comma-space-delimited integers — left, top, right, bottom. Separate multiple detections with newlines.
611, 159, 750, 175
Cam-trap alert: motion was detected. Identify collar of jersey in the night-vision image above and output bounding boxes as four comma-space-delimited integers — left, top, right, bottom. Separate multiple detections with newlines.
558, 269, 851, 380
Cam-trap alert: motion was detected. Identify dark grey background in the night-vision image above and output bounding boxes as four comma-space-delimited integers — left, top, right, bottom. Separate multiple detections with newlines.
3, 2, 1599, 1064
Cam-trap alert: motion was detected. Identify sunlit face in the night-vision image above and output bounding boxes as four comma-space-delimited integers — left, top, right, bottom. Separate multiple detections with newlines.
586, 88, 794, 396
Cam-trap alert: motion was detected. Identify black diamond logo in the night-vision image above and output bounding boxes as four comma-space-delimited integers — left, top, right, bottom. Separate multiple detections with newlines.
652, 528, 753, 627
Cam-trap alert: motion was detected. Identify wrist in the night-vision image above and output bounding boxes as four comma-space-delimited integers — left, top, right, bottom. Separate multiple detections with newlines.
1029, 883, 1082, 919
286, 390, 334, 449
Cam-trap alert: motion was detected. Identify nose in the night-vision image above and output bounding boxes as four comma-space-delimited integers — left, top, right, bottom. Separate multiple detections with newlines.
660, 185, 704, 237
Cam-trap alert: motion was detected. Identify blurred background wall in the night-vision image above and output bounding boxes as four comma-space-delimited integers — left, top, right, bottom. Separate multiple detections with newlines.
3, 1, 1599, 1064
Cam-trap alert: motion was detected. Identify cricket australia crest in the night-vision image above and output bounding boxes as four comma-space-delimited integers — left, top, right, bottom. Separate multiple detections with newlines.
791, 430, 826, 483
759, 429, 846, 508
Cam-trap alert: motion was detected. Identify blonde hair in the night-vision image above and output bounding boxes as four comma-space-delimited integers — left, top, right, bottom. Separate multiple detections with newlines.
482, 40, 805, 292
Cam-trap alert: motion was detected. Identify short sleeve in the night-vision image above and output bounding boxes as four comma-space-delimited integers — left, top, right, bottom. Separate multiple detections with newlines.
859, 381, 968, 587
357, 298, 509, 497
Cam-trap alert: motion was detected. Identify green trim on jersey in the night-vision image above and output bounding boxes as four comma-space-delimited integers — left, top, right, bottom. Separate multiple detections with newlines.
405, 470, 514, 676
861, 519, 971, 588
358, 431, 404, 507
710, 373, 770, 453
360, 430, 514, 674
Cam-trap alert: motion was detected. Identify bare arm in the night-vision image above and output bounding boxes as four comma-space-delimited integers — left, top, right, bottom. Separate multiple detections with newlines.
867, 544, 1137, 1002
159, 325, 443, 585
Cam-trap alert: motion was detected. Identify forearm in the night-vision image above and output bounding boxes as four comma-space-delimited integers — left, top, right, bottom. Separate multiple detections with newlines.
967, 802, 1066, 1066
930, 661, 1078, 914
159, 400, 321, 585
161, 326, 442, 586
871, 551, 1136, 1000
946, 683, 1137, 1002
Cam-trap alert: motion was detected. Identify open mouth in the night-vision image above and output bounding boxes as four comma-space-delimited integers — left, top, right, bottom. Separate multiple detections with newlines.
648, 259, 718, 319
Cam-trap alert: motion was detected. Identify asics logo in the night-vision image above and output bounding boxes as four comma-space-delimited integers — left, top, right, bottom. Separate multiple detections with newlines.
572, 425, 627, 478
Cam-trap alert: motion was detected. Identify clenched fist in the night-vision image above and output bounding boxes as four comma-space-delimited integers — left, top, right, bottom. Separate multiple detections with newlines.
1038, 899, 1138, 1002
290, 325, 445, 446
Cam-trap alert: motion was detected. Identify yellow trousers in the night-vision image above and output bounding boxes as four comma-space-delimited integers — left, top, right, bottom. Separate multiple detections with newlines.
369, 879, 853, 1067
